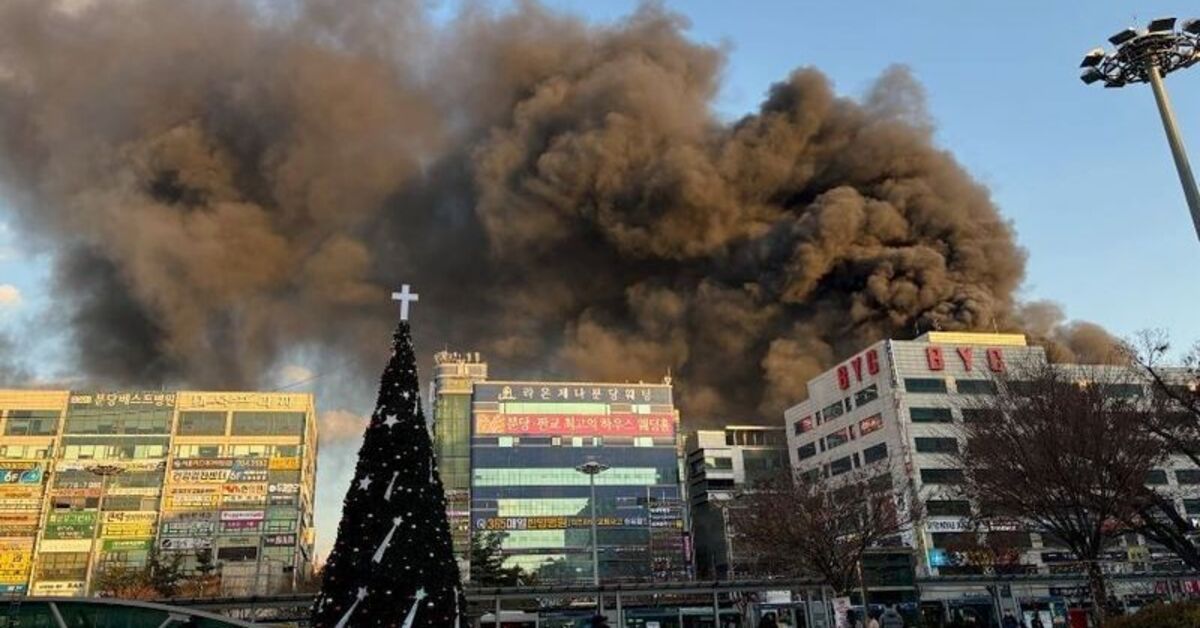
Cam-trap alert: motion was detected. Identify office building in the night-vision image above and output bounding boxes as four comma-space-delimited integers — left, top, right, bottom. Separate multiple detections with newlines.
684, 426, 787, 579
0, 389, 317, 597
430, 351, 488, 576
469, 379, 687, 584
783, 331, 1197, 586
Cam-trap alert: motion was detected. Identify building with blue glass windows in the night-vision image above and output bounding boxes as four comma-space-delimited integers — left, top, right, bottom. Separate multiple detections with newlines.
465, 379, 686, 584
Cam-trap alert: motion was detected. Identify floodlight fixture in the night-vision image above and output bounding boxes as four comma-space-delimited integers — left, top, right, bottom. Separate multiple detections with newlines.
1109, 27, 1139, 45
1080, 48, 1106, 68
1081, 18, 1200, 242
1148, 17, 1177, 33
1080, 67, 1105, 84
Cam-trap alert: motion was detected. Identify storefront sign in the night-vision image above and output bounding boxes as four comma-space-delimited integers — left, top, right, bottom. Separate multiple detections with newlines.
219, 510, 265, 522
166, 494, 220, 509
475, 516, 652, 531
69, 391, 176, 407
222, 483, 267, 495
0, 525, 37, 536
0, 486, 41, 499
162, 521, 216, 536
103, 512, 157, 523
160, 537, 213, 551
220, 520, 261, 532
264, 534, 296, 547
0, 513, 38, 525
172, 457, 268, 470
268, 457, 301, 471
107, 487, 160, 497
179, 392, 304, 410
39, 539, 92, 553
268, 483, 300, 494
171, 469, 230, 483
56, 460, 165, 472
102, 539, 153, 552
474, 383, 672, 405
31, 581, 83, 596
0, 469, 42, 485
102, 522, 155, 538
229, 469, 268, 482
474, 413, 674, 437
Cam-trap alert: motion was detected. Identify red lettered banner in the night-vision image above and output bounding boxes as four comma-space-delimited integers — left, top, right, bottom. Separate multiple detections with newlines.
475, 412, 674, 436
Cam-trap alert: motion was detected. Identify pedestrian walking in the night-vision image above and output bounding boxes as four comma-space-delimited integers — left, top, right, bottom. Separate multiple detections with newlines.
1029, 615, 1045, 628
867, 612, 881, 628
1001, 611, 1019, 628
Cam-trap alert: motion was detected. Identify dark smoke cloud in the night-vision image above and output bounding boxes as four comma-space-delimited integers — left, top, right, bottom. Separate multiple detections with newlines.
0, 0, 1113, 422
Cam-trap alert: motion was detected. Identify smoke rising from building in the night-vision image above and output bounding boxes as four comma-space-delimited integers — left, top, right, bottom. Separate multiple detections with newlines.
0, 0, 1117, 421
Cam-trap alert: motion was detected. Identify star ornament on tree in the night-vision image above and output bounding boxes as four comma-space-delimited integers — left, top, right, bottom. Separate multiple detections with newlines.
311, 287, 465, 627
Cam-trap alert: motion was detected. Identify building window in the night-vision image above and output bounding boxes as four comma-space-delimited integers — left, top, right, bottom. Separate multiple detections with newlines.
1145, 470, 1169, 486
216, 547, 258, 562
498, 436, 516, 448
931, 532, 977, 549
904, 378, 948, 394
175, 444, 223, 458
821, 401, 845, 422
914, 437, 959, 454
36, 552, 89, 581
1098, 383, 1142, 398
920, 468, 964, 484
961, 408, 1000, 423
1176, 469, 1200, 485
910, 407, 953, 423
4, 410, 60, 436
794, 416, 814, 434
824, 428, 850, 450
230, 412, 305, 436
854, 385, 879, 407
705, 457, 733, 470
633, 437, 653, 447
926, 500, 972, 517
990, 531, 1033, 549
862, 443, 888, 465
1184, 499, 1200, 515
859, 414, 883, 436
956, 380, 998, 395
829, 456, 854, 476
796, 443, 816, 461
177, 411, 226, 436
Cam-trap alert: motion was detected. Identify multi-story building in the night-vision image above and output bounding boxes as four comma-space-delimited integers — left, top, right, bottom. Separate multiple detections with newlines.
783, 331, 1199, 605
783, 332, 1045, 579
430, 351, 488, 576
0, 389, 317, 597
684, 426, 788, 579
468, 379, 687, 584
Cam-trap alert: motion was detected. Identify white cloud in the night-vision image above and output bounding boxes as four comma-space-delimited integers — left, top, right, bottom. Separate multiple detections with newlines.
319, 409, 367, 446
0, 285, 21, 308
278, 363, 314, 387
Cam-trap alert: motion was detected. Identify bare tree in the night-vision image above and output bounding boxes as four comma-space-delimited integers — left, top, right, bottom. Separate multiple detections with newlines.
734, 465, 920, 595
1131, 330, 1200, 467
952, 360, 1167, 624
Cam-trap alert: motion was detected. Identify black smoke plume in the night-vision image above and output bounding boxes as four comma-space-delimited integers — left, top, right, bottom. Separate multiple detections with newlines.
0, 0, 1116, 420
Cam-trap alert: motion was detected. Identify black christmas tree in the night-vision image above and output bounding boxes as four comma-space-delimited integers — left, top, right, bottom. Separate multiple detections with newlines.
312, 293, 464, 628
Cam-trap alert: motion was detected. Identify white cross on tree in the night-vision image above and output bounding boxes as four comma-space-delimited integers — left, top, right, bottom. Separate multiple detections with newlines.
391, 284, 420, 321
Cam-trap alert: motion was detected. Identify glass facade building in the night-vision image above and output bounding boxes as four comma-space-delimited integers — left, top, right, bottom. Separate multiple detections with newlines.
430, 351, 488, 576
0, 389, 317, 597
469, 381, 686, 584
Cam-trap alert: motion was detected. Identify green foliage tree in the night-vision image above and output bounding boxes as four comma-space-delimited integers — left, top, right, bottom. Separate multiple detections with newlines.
468, 532, 523, 587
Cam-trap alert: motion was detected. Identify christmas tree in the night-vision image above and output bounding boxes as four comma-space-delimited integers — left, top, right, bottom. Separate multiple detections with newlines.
312, 312, 464, 627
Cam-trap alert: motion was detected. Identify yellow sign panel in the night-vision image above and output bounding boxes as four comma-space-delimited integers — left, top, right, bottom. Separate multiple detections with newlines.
269, 457, 301, 471
0, 486, 40, 499
102, 523, 155, 538
923, 332, 1027, 347
178, 391, 309, 411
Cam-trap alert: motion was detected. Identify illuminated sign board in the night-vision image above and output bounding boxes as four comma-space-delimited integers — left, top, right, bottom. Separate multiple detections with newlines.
69, 391, 177, 407
474, 383, 672, 405
475, 516, 652, 531
475, 413, 674, 437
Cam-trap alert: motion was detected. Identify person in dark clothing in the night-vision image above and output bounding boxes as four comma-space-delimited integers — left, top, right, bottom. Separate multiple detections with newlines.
757, 613, 778, 628
1002, 611, 1020, 628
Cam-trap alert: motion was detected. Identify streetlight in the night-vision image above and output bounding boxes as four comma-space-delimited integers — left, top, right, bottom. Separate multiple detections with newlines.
574, 460, 609, 588
82, 464, 125, 596
1081, 17, 1200, 241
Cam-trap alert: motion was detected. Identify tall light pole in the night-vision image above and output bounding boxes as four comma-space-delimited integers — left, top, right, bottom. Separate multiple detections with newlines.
82, 464, 125, 596
1081, 17, 1200, 242
575, 460, 609, 588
